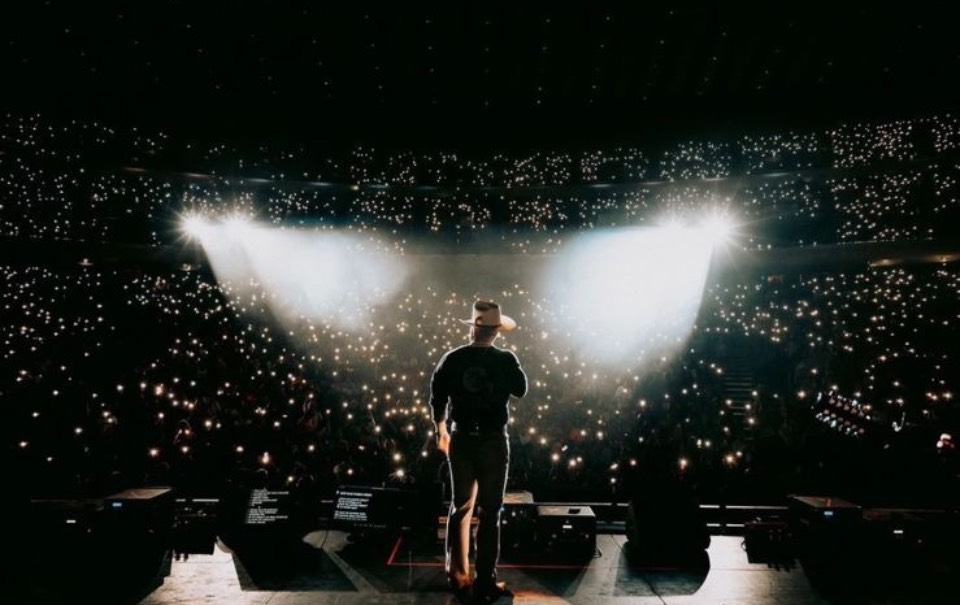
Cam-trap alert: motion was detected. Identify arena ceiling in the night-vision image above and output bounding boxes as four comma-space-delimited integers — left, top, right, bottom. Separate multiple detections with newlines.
3, 2, 959, 149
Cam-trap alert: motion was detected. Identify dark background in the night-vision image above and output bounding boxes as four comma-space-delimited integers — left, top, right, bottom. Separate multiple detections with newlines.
3, 2, 958, 151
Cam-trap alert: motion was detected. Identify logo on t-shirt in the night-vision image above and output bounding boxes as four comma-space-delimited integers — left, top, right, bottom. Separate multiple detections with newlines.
462, 365, 493, 395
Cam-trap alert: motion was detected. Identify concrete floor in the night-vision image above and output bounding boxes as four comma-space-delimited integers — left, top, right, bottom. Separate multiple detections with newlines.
127, 530, 956, 605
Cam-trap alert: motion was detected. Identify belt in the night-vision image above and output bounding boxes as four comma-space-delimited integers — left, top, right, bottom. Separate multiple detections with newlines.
451, 421, 506, 436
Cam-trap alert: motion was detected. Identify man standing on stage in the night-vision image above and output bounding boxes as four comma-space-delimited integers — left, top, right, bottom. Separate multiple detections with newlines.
430, 300, 527, 603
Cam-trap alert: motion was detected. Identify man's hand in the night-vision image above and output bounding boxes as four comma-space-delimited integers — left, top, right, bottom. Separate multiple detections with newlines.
436, 423, 450, 456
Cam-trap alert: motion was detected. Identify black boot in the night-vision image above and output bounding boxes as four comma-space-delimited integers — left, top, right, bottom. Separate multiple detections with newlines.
472, 578, 511, 603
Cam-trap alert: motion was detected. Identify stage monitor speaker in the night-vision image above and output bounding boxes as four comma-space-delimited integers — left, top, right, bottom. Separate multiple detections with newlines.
787, 494, 863, 560
101, 487, 175, 570
787, 495, 862, 526
500, 497, 538, 554
23, 489, 173, 598
173, 497, 219, 556
625, 487, 710, 556
103, 487, 175, 536
744, 517, 794, 565
24, 497, 103, 556
535, 505, 596, 559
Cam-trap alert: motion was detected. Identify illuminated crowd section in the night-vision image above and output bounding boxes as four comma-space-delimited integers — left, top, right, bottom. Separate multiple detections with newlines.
4, 257, 957, 505
2, 112, 959, 507
1, 112, 958, 252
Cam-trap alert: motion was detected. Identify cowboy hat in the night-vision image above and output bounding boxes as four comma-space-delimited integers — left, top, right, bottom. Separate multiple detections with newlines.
459, 300, 517, 332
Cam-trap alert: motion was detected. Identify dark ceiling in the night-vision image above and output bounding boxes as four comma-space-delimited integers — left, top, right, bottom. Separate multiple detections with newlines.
3, 2, 959, 150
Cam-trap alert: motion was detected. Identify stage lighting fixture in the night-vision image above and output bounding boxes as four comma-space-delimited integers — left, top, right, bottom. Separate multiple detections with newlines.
181, 215, 210, 239
699, 214, 735, 246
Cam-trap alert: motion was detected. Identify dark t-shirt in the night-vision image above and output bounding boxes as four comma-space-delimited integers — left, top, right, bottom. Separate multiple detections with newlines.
429, 344, 527, 432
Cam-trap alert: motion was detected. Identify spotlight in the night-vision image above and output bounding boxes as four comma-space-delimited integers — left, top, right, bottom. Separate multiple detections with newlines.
657, 215, 685, 231
181, 214, 210, 240
543, 227, 712, 365
699, 213, 735, 246
224, 213, 253, 233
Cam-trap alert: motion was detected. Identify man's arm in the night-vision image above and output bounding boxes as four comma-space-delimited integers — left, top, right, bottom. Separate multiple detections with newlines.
506, 350, 527, 398
429, 355, 451, 454
435, 420, 451, 455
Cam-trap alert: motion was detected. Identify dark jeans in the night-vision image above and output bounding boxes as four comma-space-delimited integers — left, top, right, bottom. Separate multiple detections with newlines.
445, 430, 509, 586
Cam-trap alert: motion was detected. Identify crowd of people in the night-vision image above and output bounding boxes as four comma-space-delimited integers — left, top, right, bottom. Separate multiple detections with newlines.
3, 258, 957, 508
1, 113, 959, 251
2, 112, 959, 512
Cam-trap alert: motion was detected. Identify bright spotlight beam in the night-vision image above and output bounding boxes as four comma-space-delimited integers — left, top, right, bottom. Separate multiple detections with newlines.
224, 213, 254, 234
543, 227, 713, 366
180, 214, 211, 240
195, 223, 409, 331
699, 214, 736, 246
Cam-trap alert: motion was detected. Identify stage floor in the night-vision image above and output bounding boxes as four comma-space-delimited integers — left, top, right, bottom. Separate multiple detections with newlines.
124, 529, 958, 605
